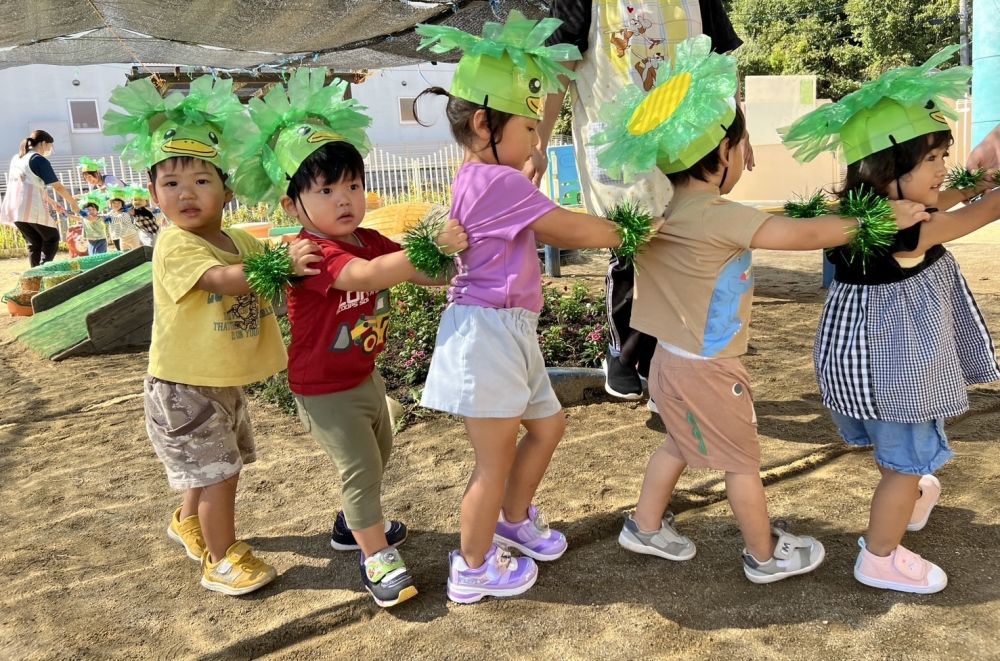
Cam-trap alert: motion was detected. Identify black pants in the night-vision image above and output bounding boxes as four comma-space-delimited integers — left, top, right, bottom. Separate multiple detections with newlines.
14, 221, 60, 267
112, 238, 121, 251
605, 254, 656, 379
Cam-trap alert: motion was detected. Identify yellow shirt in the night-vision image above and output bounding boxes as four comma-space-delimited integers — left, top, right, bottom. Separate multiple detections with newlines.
148, 225, 287, 386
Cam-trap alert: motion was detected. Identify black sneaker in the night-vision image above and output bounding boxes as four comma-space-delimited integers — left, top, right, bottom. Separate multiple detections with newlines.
360, 547, 418, 607
331, 511, 408, 551
603, 354, 643, 400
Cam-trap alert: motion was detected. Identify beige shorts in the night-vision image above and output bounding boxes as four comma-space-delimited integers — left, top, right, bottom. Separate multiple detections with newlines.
143, 376, 255, 490
649, 345, 760, 474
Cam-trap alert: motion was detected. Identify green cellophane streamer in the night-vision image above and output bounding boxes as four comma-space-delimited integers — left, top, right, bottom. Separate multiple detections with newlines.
837, 189, 898, 268
607, 200, 656, 265
784, 191, 832, 218
402, 207, 455, 280
243, 243, 295, 301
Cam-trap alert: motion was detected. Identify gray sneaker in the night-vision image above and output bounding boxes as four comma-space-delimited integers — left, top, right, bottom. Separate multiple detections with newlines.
742, 520, 825, 584
618, 511, 696, 561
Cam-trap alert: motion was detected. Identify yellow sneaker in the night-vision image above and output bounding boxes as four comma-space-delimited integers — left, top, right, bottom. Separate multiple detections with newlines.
201, 541, 276, 596
166, 507, 205, 561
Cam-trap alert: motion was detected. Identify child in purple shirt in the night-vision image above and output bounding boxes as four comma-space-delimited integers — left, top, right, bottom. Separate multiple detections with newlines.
415, 12, 651, 604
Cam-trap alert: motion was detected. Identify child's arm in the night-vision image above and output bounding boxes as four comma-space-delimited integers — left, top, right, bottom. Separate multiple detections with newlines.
334, 252, 420, 292
899, 188, 1000, 254
750, 200, 929, 251
529, 207, 622, 249
199, 239, 321, 297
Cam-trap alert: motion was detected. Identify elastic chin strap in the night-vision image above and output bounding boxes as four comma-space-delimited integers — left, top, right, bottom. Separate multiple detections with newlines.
889, 135, 905, 200
483, 95, 501, 164
718, 124, 731, 190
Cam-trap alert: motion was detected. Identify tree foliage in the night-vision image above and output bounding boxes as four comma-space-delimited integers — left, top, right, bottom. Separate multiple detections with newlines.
726, 0, 960, 100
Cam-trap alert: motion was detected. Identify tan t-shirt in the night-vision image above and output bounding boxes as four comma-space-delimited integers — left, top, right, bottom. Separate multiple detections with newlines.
631, 187, 771, 358
148, 225, 287, 386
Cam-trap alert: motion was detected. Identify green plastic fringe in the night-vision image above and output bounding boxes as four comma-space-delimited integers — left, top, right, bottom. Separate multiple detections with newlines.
837, 189, 899, 268
243, 243, 295, 301
607, 200, 656, 265
403, 212, 455, 280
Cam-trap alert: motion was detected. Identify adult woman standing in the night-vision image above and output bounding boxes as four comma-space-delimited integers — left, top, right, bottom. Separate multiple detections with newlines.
0, 130, 81, 266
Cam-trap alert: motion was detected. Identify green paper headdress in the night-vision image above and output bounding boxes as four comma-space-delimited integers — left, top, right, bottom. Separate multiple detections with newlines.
76, 190, 107, 211
78, 156, 106, 173
103, 75, 243, 170
106, 186, 130, 203
415, 10, 580, 119
781, 45, 970, 165
128, 185, 150, 201
593, 35, 737, 179
225, 67, 372, 209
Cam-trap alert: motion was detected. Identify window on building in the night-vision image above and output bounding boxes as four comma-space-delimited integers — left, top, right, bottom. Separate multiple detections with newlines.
67, 99, 102, 132
398, 97, 417, 124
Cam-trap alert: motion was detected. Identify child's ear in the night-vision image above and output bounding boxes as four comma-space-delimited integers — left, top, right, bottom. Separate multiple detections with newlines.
279, 195, 299, 219
718, 138, 732, 169
147, 182, 158, 206
471, 108, 492, 142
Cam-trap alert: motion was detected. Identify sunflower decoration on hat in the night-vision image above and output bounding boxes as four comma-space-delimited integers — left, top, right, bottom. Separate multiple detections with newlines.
103, 75, 243, 170
414, 9, 581, 120
225, 67, 372, 211
780, 45, 970, 166
78, 156, 106, 173
594, 35, 737, 182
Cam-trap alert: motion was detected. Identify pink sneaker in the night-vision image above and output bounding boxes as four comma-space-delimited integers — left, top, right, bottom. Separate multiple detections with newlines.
907, 475, 941, 532
854, 544, 947, 594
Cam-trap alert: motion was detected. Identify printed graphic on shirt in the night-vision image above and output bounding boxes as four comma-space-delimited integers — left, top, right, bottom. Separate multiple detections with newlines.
702, 250, 752, 357
599, 1, 696, 91
208, 292, 272, 339
329, 290, 391, 355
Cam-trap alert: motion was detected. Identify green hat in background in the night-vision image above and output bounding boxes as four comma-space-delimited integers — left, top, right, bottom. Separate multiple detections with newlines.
78, 156, 106, 173
103, 75, 244, 170
106, 186, 130, 202
415, 10, 581, 119
225, 67, 372, 209
593, 35, 737, 180
128, 185, 150, 201
76, 190, 107, 211
781, 45, 970, 164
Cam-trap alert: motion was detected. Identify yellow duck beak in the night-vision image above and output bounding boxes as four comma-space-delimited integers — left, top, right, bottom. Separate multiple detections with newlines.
526, 96, 542, 116
161, 139, 218, 158
307, 131, 344, 144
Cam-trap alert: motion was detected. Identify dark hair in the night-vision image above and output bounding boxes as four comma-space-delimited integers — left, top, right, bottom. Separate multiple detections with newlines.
837, 130, 953, 200
83, 202, 99, 212
148, 156, 227, 186
285, 141, 366, 203
109, 197, 125, 206
414, 86, 516, 152
666, 106, 747, 186
19, 130, 54, 157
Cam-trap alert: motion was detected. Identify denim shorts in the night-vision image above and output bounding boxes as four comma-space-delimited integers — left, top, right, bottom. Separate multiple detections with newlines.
829, 410, 953, 475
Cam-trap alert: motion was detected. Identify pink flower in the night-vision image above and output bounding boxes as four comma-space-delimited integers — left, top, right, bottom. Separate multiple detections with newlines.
587, 330, 603, 343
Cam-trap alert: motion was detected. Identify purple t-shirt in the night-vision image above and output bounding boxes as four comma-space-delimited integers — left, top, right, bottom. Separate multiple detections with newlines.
448, 163, 557, 313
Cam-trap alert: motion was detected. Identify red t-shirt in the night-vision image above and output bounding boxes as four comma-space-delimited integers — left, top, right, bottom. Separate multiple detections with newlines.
287, 228, 401, 396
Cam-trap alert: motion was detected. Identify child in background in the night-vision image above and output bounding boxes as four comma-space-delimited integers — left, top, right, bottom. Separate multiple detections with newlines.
414, 12, 656, 603
77, 192, 108, 255
782, 46, 1000, 593
103, 75, 318, 596
129, 185, 161, 247
227, 67, 466, 608
595, 36, 930, 584
105, 186, 141, 251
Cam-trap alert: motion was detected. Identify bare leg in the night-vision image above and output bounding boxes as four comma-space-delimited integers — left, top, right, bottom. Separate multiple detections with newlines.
866, 469, 920, 556
501, 411, 566, 522
633, 444, 687, 532
352, 523, 390, 560
461, 417, 521, 568
725, 472, 775, 561
180, 487, 202, 519
199, 474, 239, 563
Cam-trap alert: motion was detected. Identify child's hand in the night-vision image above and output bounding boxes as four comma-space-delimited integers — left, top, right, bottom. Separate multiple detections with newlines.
434, 219, 468, 257
289, 238, 322, 276
889, 200, 931, 229
651, 217, 665, 234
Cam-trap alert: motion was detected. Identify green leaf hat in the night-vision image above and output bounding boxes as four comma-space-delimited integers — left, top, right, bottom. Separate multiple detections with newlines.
76, 189, 108, 211
128, 185, 150, 201
78, 156, 106, 173
781, 45, 971, 165
106, 186, 130, 203
593, 35, 737, 180
103, 75, 244, 170
225, 67, 372, 209
415, 9, 581, 119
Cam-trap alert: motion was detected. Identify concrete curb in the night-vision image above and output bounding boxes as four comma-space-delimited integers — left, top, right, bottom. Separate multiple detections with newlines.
547, 367, 607, 405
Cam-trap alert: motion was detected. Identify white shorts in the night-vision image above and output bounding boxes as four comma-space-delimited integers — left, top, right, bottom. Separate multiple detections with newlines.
421, 304, 562, 419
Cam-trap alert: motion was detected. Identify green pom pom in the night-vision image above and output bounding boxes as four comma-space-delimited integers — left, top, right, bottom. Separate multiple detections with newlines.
607, 200, 656, 265
784, 191, 831, 218
403, 209, 455, 280
243, 243, 294, 301
837, 189, 898, 268
944, 166, 988, 191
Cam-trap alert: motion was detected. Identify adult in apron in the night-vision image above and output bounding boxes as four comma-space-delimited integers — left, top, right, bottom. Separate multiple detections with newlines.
0, 130, 81, 266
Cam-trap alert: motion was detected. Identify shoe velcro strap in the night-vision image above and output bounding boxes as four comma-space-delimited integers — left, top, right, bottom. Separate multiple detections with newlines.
772, 532, 805, 561
366, 551, 405, 583
892, 547, 928, 581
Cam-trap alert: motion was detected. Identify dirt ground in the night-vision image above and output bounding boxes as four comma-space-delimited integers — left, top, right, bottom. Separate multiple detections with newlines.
2, 229, 1000, 660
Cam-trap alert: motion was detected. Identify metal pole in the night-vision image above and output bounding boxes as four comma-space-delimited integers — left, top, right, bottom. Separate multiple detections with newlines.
959, 0, 970, 67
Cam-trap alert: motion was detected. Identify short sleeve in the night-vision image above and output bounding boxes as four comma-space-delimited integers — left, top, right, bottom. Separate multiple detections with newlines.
698, 0, 743, 54
28, 154, 59, 185
548, 0, 592, 54
466, 168, 558, 241
155, 233, 226, 304
703, 199, 771, 249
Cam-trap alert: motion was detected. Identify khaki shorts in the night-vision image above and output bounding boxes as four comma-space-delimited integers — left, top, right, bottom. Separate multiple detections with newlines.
144, 376, 255, 490
649, 345, 760, 474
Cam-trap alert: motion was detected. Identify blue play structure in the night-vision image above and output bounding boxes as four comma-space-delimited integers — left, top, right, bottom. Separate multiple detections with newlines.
546, 145, 583, 207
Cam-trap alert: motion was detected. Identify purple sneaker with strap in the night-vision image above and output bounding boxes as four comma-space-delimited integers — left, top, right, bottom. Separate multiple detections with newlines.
493, 504, 568, 561
447, 544, 538, 604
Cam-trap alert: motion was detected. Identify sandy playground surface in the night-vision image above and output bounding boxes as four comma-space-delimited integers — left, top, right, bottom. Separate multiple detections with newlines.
1, 230, 1000, 660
